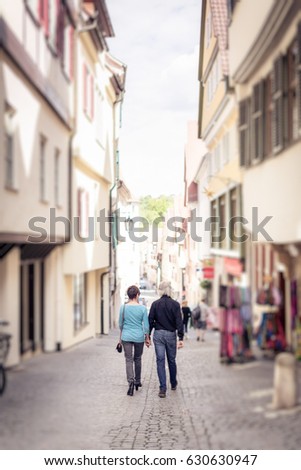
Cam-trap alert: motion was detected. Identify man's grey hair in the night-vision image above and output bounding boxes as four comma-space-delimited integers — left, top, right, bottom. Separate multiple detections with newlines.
158, 281, 173, 297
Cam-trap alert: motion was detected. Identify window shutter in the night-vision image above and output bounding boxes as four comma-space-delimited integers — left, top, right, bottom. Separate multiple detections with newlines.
69, 27, 74, 80
239, 99, 250, 167
251, 81, 264, 162
56, 0, 64, 60
5, 133, 14, 188
263, 75, 272, 157
44, 0, 49, 37
297, 21, 301, 133
272, 56, 284, 153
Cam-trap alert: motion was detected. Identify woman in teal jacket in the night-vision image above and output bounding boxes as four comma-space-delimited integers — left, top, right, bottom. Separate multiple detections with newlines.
119, 285, 150, 396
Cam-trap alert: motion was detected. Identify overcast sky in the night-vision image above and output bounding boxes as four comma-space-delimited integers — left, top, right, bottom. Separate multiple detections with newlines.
106, 0, 201, 198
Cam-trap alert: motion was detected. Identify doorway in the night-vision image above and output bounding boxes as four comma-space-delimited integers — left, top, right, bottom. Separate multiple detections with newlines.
20, 262, 44, 355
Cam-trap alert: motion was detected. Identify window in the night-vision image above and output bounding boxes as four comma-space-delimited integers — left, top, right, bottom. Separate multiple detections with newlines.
297, 22, 301, 134
207, 77, 212, 103
222, 132, 230, 165
211, 200, 219, 249
288, 40, 298, 142
251, 81, 264, 162
63, 24, 74, 79
39, 0, 49, 37
207, 152, 212, 176
4, 103, 16, 189
40, 136, 47, 201
73, 273, 87, 331
26, 0, 40, 22
264, 75, 273, 157
207, 55, 221, 104
48, 0, 58, 50
239, 99, 250, 167
212, 144, 220, 173
54, 149, 60, 206
57, 3, 74, 79
218, 195, 227, 250
230, 187, 238, 250
272, 56, 284, 153
83, 64, 94, 120
206, 12, 211, 48
239, 22, 301, 167
5, 134, 14, 189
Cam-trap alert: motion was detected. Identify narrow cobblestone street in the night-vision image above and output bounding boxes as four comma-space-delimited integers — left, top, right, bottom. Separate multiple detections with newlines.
1, 329, 301, 450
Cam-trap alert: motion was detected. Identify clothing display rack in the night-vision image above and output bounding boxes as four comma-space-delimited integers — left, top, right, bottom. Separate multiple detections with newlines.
219, 285, 253, 363
255, 283, 285, 353
256, 312, 286, 352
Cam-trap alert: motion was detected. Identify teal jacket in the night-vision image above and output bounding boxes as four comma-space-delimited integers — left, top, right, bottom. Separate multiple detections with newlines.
119, 304, 149, 343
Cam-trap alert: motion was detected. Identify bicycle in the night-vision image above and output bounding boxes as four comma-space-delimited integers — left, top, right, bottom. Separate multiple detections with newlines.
0, 321, 11, 395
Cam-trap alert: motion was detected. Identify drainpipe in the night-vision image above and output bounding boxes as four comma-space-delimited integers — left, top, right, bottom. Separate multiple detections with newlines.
100, 269, 110, 334
108, 90, 125, 327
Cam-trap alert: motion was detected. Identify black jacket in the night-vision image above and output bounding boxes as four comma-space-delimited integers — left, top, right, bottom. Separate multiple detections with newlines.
148, 295, 184, 340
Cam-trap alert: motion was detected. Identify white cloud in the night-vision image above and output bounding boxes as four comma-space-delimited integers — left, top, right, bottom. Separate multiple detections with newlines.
106, 0, 201, 197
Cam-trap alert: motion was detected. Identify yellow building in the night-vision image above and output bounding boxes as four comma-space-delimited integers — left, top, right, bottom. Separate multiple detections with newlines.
198, 0, 244, 308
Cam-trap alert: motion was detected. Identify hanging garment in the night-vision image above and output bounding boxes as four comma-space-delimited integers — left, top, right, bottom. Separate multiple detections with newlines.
219, 285, 228, 308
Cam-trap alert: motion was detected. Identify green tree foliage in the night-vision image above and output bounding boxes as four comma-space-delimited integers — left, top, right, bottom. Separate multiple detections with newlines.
139, 195, 173, 225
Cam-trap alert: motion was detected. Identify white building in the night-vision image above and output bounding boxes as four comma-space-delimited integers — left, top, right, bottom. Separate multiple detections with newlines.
229, 0, 301, 346
0, 0, 75, 365
0, 0, 126, 366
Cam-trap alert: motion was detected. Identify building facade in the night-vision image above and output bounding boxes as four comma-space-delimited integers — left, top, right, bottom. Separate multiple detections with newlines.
198, 0, 245, 310
0, 0, 126, 366
229, 0, 301, 347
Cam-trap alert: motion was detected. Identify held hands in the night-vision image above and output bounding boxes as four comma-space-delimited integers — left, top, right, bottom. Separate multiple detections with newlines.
145, 336, 151, 348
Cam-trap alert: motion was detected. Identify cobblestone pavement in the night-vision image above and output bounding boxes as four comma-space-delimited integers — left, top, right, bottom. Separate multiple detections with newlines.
0, 329, 301, 450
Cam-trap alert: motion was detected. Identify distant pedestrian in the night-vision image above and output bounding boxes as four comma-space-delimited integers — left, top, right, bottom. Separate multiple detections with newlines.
119, 285, 150, 396
148, 281, 184, 398
192, 298, 211, 342
181, 301, 192, 339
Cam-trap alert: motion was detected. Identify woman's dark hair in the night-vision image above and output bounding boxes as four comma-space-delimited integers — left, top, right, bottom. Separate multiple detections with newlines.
127, 285, 140, 300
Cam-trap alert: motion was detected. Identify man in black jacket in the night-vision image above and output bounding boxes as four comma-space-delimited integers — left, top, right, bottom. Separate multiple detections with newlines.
148, 281, 184, 398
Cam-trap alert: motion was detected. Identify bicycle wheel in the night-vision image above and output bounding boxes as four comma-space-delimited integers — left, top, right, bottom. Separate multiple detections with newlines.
0, 364, 6, 395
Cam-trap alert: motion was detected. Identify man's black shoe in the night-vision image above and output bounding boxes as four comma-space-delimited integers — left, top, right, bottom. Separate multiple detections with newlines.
158, 388, 166, 398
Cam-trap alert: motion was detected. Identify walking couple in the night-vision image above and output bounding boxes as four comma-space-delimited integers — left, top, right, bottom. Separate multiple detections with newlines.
119, 281, 184, 398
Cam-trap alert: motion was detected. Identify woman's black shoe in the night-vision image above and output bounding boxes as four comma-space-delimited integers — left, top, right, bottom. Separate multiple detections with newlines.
127, 381, 134, 396
135, 383, 142, 391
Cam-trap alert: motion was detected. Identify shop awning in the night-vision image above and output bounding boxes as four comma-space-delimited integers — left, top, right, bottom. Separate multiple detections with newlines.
224, 257, 242, 276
